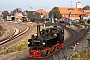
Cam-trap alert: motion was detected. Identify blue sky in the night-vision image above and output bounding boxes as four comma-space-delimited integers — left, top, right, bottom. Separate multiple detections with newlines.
0, 0, 89, 12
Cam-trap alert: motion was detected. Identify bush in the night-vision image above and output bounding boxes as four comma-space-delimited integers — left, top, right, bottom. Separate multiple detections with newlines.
79, 20, 86, 24
71, 50, 90, 60
0, 25, 3, 30
87, 18, 90, 24
0, 25, 4, 36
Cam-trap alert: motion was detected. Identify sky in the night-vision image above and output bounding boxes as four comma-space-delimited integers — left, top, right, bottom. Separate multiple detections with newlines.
0, 0, 90, 12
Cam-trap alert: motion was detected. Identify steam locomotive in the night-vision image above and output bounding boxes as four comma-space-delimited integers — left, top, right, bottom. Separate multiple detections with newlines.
28, 25, 64, 59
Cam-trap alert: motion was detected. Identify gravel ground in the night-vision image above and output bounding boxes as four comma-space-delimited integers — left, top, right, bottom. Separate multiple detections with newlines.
0, 24, 88, 60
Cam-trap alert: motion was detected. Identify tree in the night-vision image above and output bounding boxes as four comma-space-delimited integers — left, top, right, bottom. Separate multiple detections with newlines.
2, 10, 9, 20
34, 12, 41, 19
49, 7, 62, 19
13, 8, 22, 13
87, 18, 90, 24
83, 5, 90, 10
27, 11, 34, 20
11, 8, 22, 17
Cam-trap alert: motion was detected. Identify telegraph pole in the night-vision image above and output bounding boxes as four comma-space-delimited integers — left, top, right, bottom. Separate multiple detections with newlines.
10, 5, 12, 12
51, 9, 54, 23
70, 0, 73, 26
70, 0, 72, 9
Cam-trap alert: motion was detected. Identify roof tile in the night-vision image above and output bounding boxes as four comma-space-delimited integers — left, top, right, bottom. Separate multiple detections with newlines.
58, 7, 84, 15
36, 9, 49, 15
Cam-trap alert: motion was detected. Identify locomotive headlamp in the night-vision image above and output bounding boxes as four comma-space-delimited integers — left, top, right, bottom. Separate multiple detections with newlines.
28, 42, 30, 44
35, 34, 37, 36
43, 42, 45, 45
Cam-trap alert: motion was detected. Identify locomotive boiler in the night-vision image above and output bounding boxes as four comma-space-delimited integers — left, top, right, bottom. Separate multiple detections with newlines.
28, 25, 64, 59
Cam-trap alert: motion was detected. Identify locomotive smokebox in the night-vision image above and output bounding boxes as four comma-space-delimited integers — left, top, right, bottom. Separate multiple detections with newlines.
37, 25, 40, 37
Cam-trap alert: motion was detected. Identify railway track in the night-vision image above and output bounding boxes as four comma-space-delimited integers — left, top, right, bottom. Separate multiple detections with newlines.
26, 24, 82, 60
0, 23, 88, 60
0, 23, 16, 40
0, 23, 30, 50
42, 23, 90, 60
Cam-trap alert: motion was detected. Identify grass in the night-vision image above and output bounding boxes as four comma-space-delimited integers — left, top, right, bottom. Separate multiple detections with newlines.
0, 24, 37, 55
0, 25, 7, 36
70, 46, 90, 60
0, 37, 29, 55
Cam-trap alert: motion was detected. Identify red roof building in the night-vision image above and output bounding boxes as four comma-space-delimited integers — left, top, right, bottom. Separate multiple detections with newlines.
83, 10, 90, 19
58, 7, 85, 20
36, 9, 49, 18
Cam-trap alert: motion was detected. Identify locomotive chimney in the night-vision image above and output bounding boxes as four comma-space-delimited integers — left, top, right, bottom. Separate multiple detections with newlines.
37, 24, 43, 47
37, 25, 40, 37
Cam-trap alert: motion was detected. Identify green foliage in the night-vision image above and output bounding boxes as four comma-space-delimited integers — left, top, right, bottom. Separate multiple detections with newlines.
87, 18, 90, 24
34, 12, 41, 19
71, 50, 90, 60
0, 52, 3, 55
28, 11, 34, 20
0, 25, 3, 30
0, 40, 28, 56
13, 8, 22, 13
0, 25, 6, 36
79, 20, 87, 23
2, 10, 9, 20
49, 7, 62, 19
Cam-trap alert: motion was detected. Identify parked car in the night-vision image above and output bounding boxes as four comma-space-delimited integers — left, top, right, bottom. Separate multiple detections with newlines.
59, 18, 68, 23
72, 19, 79, 24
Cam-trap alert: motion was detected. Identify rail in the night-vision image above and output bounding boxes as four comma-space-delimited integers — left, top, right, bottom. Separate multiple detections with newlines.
0, 24, 30, 50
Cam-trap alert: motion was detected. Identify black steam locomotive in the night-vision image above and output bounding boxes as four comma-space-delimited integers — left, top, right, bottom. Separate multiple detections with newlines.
28, 25, 64, 58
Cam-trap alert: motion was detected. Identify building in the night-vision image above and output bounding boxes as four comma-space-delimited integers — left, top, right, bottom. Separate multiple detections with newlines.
76, 1, 82, 8
83, 10, 90, 20
58, 8, 84, 20
14, 12, 28, 22
7, 11, 28, 22
36, 9, 49, 18
0, 11, 3, 20
58, 1, 86, 20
